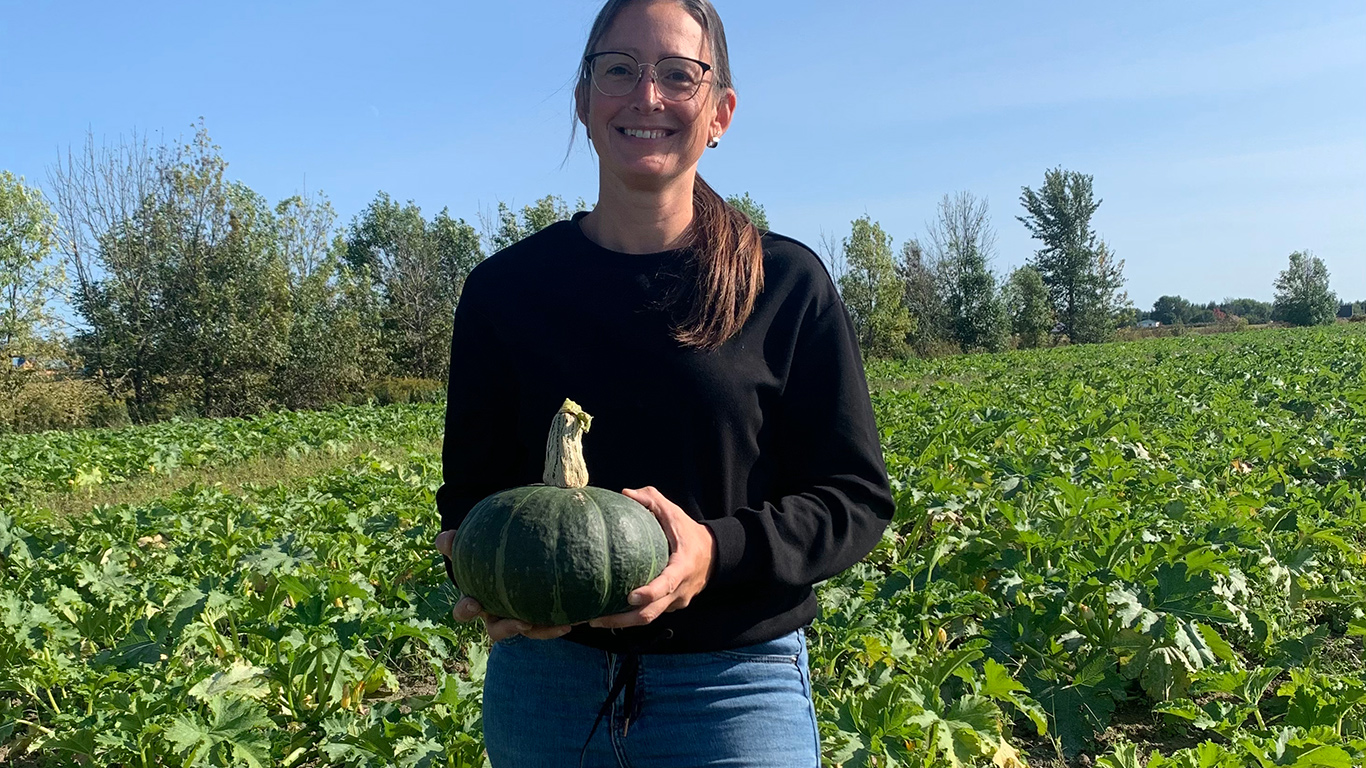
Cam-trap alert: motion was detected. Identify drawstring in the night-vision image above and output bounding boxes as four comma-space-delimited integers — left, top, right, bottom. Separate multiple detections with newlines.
578, 628, 671, 767
621, 652, 645, 735
579, 652, 640, 767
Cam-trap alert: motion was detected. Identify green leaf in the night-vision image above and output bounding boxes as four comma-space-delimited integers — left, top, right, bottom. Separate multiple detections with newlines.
166, 698, 273, 768
1195, 623, 1235, 664
189, 661, 270, 702
1096, 743, 1144, 768
1031, 680, 1117, 759
979, 659, 1047, 735
981, 659, 1026, 698
910, 695, 1001, 767
1290, 745, 1353, 768
1240, 666, 1283, 707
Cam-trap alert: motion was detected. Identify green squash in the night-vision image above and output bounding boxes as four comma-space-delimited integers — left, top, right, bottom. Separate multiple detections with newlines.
449, 399, 669, 626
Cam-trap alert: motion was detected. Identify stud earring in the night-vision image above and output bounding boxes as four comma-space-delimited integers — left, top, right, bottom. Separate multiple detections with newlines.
707, 137, 719, 149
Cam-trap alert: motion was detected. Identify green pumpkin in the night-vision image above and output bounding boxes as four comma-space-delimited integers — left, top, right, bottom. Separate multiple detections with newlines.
449, 400, 669, 626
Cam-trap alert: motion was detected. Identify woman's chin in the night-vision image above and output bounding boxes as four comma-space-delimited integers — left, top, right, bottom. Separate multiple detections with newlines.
606, 160, 688, 190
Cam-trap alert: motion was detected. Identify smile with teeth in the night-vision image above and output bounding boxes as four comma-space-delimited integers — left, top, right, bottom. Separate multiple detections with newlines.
618, 127, 674, 139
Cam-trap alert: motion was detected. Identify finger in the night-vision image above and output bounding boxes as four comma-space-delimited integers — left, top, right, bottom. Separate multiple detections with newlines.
621, 487, 655, 511
589, 595, 673, 629
627, 562, 683, 607
452, 596, 484, 622
435, 530, 456, 558
485, 617, 531, 643
623, 487, 685, 542
522, 624, 574, 640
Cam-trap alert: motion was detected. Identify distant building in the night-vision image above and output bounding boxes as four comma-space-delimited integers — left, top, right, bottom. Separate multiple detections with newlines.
1137, 319, 1161, 329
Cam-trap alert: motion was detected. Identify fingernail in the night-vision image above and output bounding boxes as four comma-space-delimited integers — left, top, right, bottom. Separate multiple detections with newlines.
628, 594, 644, 606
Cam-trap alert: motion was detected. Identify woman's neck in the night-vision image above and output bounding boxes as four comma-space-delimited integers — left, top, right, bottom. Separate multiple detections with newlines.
580, 172, 695, 254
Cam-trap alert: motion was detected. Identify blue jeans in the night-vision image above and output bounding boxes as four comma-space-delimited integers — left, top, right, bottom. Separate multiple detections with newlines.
482, 629, 821, 767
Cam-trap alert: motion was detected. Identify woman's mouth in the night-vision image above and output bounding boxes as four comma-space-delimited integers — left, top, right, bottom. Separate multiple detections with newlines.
616, 127, 675, 140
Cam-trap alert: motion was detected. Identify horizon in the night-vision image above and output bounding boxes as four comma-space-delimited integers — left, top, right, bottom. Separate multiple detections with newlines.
2, 0, 1362, 309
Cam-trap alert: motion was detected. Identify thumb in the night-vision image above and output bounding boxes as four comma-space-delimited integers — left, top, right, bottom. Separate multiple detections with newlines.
435, 529, 456, 558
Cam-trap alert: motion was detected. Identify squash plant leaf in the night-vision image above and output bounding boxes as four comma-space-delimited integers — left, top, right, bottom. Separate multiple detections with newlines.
166, 697, 273, 768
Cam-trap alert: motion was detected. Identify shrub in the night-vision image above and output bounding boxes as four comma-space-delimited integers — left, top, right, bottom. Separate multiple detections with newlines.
360, 377, 445, 406
1, 376, 128, 432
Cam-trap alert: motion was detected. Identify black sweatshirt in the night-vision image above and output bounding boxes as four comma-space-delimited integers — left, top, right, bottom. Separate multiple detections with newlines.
437, 211, 894, 654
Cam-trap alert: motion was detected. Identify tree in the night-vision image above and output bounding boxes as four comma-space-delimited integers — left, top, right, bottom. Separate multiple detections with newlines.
1151, 295, 1194, 326
0, 171, 63, 426
432, 208, 485, 302
1070, 239, 1131, 341
1005, 266, 1052, 349
1017, 168, 1127, 343
925, 192, 1007, 352
896, 239, 943, 355
50, 123, 292, 418
141, 132, 290, 416
725, 192, 769, 230
1218, 298, 1272, 325
271, 193, 380, 409
486, 195, 581, 253
0, 171, 61, 358
1272, 250, 1337, 327
817, 230, 847, 284
346, 193, 484, 379
49, 128, 164, 420
837, 215, 912, 358
1188, 306, 1217, 325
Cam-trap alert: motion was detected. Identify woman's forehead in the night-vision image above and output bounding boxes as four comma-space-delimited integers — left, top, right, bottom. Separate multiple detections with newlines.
597, 2, 707, 59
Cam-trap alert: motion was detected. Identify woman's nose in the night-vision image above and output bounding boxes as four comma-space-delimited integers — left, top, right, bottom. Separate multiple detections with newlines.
629, 66, 665, 110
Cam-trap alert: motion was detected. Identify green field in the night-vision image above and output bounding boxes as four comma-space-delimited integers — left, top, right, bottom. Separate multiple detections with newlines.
3, 326, 1365, 767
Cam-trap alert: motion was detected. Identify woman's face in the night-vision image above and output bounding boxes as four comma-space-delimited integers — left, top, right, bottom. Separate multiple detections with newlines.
578, 1, 735, 191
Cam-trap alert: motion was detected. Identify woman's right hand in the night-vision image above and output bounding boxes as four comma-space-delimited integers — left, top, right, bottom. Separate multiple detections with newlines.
437, 531, 573, 642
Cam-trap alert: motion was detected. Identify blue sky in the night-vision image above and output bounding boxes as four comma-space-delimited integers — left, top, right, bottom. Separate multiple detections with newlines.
2, 0, 1362, 307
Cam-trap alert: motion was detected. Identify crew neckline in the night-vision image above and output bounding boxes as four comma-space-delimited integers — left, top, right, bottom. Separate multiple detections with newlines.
569, 210, 691, 263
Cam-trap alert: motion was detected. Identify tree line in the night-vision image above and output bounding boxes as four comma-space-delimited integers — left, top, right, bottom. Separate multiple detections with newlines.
832, 168, 1132, 358
1145, 251, 1348, 329
825, 169, 1354, 358
1, 126, 590, 427
1, 127, 1358, 430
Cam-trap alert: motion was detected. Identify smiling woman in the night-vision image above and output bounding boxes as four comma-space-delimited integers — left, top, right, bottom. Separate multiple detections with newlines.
433, 1, 895, 765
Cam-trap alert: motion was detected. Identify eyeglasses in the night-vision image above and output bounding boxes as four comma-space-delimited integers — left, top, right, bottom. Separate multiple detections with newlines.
584, 51, 712, 101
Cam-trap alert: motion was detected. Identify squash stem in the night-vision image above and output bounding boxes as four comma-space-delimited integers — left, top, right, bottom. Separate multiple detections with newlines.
543, 399, 592, 489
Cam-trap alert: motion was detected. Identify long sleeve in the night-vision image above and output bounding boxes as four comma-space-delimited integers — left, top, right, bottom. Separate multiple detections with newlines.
435, 269, 521, 533
701, 297, 895, 592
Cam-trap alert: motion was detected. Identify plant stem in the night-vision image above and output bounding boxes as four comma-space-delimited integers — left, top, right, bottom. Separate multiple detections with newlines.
542, 399, 592, 489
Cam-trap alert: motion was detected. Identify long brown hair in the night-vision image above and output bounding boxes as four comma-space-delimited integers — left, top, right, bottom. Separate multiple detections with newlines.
573, 0, 764, 350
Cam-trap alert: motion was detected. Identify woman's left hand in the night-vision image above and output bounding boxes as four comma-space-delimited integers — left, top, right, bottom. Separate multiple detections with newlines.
589, 486, 716, 630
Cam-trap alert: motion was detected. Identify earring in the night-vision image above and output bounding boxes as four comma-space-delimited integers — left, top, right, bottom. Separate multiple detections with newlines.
707, 137, 719, 149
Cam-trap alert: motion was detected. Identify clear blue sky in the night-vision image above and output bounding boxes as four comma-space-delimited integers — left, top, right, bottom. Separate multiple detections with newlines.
2, 0, 1362, 307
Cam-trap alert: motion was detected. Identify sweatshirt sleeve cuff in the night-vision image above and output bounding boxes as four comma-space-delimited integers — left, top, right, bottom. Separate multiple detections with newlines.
702, 516, 749, 589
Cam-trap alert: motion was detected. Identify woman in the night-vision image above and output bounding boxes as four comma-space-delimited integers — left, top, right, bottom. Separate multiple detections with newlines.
433, 0, 894, 764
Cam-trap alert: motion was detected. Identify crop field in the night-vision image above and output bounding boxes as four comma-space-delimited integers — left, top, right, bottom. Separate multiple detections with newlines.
3, 325, 1365, 767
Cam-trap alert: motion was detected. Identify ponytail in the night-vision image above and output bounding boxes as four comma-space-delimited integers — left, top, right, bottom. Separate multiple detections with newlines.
670, 174, 764, 350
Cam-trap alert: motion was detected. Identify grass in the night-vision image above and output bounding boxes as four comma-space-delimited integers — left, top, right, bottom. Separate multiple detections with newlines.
32, 437, 444, 516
